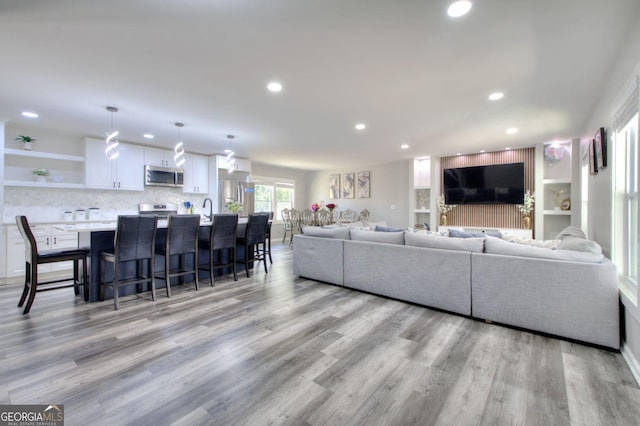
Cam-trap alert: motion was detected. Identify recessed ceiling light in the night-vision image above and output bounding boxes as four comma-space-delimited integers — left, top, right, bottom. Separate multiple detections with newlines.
401, 144, 409, 149
267, 82, 282, 92
480, 150, 486, 153
21, 111, 38, 118
447, 1, 472, 18
355, 123, 366, 130
143, 134, 154, 139
224, 149, 233, 154
488, 92, 504, 101
456, 153, 462, 156
505, 147, 511, 150
506, 128, 519, 134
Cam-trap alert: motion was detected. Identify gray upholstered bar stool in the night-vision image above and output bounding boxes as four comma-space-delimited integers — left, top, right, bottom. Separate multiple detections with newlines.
155, 214, 200, 297
198, 214, 238, 285
100, 215, 158, 310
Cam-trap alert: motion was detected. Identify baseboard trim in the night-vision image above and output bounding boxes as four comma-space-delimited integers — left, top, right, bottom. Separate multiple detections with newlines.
621, 344, 640, 386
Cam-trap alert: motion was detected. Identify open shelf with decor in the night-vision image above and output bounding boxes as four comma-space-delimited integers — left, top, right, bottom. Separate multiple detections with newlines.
411, 157, 438, 230
3, 148, 85, 188
535, 139, 579, 240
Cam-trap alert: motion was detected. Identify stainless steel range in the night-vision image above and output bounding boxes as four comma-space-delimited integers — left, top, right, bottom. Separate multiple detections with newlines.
138, 203, 178, 219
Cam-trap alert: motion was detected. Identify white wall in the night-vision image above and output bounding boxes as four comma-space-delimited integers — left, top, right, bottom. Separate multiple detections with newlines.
306, 160, 411, 228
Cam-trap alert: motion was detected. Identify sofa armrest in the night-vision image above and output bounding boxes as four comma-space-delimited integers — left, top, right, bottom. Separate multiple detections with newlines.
293, 235, 344, 286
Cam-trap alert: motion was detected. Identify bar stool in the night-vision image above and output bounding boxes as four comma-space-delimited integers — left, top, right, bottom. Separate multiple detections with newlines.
236, 213, 269, 277
264, 211, 274, 264
99, 215, 158, 310
16, 215, 89, 315
198, 214, 238, 285
155, 214, 200, 297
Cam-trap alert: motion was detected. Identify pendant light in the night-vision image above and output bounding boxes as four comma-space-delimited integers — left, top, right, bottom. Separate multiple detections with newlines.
105, 106, 120, 160
174, 122, 186, 167
226, 134, 236, 173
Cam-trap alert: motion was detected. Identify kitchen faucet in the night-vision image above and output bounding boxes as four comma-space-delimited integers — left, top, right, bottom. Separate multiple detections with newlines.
202, 198, 213, 222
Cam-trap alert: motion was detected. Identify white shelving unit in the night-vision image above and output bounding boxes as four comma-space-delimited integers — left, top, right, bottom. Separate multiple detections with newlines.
535, 139, 579, 240
3, 148, 85, 188
410, 157, 441, 230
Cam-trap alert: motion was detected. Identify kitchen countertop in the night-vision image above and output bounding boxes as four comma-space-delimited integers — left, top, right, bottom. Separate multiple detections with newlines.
52, 217, 248, 232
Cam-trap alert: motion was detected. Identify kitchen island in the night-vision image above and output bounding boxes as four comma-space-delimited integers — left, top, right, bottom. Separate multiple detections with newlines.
55, 219, 249, 302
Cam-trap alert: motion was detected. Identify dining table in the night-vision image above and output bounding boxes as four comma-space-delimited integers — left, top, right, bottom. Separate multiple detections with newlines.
54, 218, 249, 302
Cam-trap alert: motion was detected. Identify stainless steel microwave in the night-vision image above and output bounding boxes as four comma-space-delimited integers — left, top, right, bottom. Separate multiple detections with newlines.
144, 165, 184, 187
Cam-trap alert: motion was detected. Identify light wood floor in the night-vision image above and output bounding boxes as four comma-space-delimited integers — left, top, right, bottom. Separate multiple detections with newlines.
2, 243, 640, 426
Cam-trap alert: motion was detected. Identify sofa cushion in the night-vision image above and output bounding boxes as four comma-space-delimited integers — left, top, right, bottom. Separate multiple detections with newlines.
558, 236, 603, 255
350, 229, 405, 245
375, 225, 406, 232
555, 225, 586, 240
405, 231, 484, 252
502, 233, 561, 249
484, 235, 604, 263
302, 226, 351, 239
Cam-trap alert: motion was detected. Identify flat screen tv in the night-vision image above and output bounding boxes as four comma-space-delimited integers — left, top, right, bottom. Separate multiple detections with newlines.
443, 163, 525, 205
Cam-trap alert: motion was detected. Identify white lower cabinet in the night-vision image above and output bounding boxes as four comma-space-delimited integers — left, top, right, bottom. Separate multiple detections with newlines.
5, 224, 79, 278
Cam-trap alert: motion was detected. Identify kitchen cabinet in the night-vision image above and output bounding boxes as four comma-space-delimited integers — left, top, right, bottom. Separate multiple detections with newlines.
4, 224, 79, 277
85, 138, 144, 191
217, 155, 251, 173
144, 147, 175, 167
3, 148, 85, 189
183, 153, 209, 194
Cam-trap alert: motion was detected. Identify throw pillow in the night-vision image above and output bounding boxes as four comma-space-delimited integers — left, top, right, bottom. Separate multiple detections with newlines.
449, 229, 485, 238
484, 235, 603, 263
302, 226, 351, 239
375, 225, 406, 232
405, 232, 484, 252
502, 233, 561, 249
555, 225, 586, 240
350, 229, 405, 245
557, 236, 603, 255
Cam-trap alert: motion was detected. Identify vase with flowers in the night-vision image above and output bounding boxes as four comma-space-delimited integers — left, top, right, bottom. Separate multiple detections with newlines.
32, 168, 48, 182
517, 190, 535, 229
311, 202, 322, 212
325, 203, 337, 212
437, 195, 457, 226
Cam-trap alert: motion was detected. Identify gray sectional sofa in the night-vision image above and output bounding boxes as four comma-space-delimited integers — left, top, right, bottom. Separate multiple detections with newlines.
293, 226, 620, 349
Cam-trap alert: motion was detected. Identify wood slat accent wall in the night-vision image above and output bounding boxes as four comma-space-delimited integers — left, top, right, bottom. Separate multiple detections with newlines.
441, 148, 535, 229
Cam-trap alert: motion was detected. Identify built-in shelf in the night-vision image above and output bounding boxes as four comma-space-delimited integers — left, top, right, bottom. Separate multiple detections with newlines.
4, 180, 85, 189
543, 209, 571, 215
543, 178, 571, 184
5, 148, 84, 162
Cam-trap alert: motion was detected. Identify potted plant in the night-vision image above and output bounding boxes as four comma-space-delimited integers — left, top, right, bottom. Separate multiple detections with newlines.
15, 135, 37, 150
32, 168, 48, 182
225, 200, 243, 213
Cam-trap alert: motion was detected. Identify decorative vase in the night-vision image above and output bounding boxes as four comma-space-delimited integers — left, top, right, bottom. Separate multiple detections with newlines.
440, 214, 447, 226
523, 215, 531, 230
33, 175, 46, 182
23, 142, 33, 151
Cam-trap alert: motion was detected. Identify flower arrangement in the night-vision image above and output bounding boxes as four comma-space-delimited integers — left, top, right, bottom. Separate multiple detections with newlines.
32, 168, 48, 176
543, 144, 565, 163
325, 203, 337, 212
517, 190, 535, 215
225, 200, 243, 213
183, 201, 194, 214
436, 195, 457, 214
311, 202, 322, 212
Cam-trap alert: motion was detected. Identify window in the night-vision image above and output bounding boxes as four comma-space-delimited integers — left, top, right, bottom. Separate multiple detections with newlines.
613, 112, 639, 291
253, 177, 295, 221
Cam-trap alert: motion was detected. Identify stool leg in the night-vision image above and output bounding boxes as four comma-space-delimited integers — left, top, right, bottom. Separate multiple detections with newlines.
73, 259, 80, 296
149, 258, 156, 301
209, 248, 215, 286
18, 261, 31, 307
23, 264, 38, 315
165, 254, 171, 298
113, 261, 120, 311
82, 256, 89, 302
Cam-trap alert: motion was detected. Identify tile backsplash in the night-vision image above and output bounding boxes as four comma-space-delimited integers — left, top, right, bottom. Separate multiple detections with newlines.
4, 186, 209, 223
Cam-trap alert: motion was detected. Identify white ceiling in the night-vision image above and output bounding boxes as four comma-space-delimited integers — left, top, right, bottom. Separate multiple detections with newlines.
1, 0, 639, 170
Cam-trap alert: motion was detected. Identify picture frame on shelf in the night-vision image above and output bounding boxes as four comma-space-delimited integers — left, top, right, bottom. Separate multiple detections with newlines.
594, 127, 607, 170
589, 139, 598, 175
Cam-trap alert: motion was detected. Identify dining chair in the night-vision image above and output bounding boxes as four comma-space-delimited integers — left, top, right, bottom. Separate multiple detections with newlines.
316, 209, 331, 226
16, 215, 90, 315
236, 213, 269, 277
288, 209, 302, 245
155, 214, 200, 297
198, 214, 238, 285
359, 209, 370, 221
281, 208, 292, 244
99, 215, 158, 310
301, 208, 315, 226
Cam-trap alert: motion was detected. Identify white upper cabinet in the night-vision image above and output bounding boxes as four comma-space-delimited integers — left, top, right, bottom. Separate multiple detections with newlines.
183, 153, 209, 194
85, 138, 144, 191
144, 147, 175, 167
217, 155, 251, 173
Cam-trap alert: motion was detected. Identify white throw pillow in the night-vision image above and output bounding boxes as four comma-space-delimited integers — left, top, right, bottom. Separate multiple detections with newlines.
405, 232, 484, 252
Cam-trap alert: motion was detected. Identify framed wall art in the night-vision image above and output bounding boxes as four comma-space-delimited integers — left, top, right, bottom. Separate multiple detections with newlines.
589, 139, 598, 175
357, 171, 370, 198
329, 174, 340, 199
342, 173, 355, 199
594, 127, 607, 171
